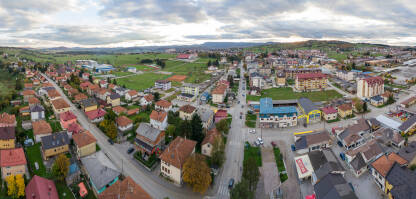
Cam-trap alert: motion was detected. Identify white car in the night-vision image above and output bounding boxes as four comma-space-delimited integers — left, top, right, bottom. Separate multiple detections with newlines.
248, 129, 256, 134
257, 137, 264, 145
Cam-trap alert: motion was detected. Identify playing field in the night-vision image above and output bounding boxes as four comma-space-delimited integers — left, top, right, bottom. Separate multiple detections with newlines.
246, 87, 343, 102
116, 72, 169, 91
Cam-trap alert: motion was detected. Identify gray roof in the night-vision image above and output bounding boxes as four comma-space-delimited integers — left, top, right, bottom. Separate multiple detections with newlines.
81, 151, 120, 191
397, 142, 416, 163
136, 123, 162, 142
41, 131, 69, 150
196, 108, 214, 123
30, 104, 44, 112
294, 136, 307, 150
109, 93, 120, 100
314, 173, 358, 199
298, 98, 317, 114
350, 153, 366, 171
309, 150, 344, 180
399, 115, 416, 132
386, 162, 416, 199
80, 98, 97, 107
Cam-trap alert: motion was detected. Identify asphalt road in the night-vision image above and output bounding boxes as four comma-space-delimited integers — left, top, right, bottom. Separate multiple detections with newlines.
42, 74, 201, 199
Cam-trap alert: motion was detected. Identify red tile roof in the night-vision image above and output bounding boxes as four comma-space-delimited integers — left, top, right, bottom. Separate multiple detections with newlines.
212, 84, 227, 95
127, 90, 138, 97
371, 153, 408, 177
0, 148, 26, 167
150, 110, 167, 123
21, 90, 36, 96
60, 111, 77, 121
47, 89, 61, 98
215, 109, 228, 117
201, 128, 221, 146
155, 100, 172, 108
143, 94, 154, 102
28, 97, 40, 105
51, 98, 70, 110
98, 176, 152, 199
73, 131, 96, 148
179, 105, 196, 114
176, 54, 191, 59
0, 113, 16, 125
322, 106, 337, 114
67, 122, 83, 134
25, 175, 59, 199
160, 137, 196, 169
127, 108, 140, 116
364, 76, 383, 85
32, 120, 52, 136
296, 72, 326, 79
338, 103, 352, 111
112, 106, 127, 114
116, 116, 133, 127
85, 109, 107, 120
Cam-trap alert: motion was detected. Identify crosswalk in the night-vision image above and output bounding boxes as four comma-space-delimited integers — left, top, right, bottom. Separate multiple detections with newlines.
217, 181, 230, 197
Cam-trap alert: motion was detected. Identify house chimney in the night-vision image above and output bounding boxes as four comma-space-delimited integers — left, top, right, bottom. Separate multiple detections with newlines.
32, 193, 36, 198
48, 185, 52, 191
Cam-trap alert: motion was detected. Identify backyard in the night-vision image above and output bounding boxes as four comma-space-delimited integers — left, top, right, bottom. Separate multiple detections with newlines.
116, 72, 169, 91
246, 87, 343, 102
25, 143, 50, 178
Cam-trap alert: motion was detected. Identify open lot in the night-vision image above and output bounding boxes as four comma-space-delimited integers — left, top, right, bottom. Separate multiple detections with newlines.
116, 72, 169, 91
163, 58, 218, 83
246, 87, 343, 102
113, 71, 133, 77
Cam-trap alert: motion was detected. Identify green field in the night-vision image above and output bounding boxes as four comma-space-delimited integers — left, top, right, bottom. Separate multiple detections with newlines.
113, 71, 133, 77
163, 58, 217, 83
246, 87, 342, 102
0, 69, 16, 97
26, 143, 50, 178
116, 72, 169, 91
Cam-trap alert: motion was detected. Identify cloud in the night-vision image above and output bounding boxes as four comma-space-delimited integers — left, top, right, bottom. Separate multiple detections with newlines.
22, 25, 163, 45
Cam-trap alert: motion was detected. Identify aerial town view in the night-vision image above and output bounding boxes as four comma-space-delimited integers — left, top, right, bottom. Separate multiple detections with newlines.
0, 1, 416, 199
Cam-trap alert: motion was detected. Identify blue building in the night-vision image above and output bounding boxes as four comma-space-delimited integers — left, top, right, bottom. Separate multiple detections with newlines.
259, 98, 298, 128
200, 92, 211, 103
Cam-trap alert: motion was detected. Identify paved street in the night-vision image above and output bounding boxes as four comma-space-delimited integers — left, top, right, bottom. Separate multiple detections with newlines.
42, 74, 200, 199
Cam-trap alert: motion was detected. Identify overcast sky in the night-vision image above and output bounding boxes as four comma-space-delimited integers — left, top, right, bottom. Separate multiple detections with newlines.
0, 0, 415, 48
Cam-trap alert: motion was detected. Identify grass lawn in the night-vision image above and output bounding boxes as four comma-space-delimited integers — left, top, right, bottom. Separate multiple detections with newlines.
25, 143, 50, 178
132, 65, 157, 71
244, 143, 262, 167
163, 59, 212, 83
245, 113, 257, 128
246, 87, 343, 102
171, 81, 182, 87
165, 91, 181, 102
56, 181, 75, 199
116, 72, 169, 91
112, 71, 133, 77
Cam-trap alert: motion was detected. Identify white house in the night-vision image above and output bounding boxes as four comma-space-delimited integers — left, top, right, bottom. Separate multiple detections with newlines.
155, 80, 171, 91
155, 100, 172, 112
30, 104, 45, 121
127, 67, 137, 73
125, 90, 139, 101
150, 110, 168, 131
140, 94, 154, 106
116, 116, 133, 132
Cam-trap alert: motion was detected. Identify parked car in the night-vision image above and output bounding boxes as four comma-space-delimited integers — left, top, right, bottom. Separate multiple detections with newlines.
340, 152, 346, 161
127, 147, 135, 154
337, 140, 343, 147
257, 137, 264, 145
108, 139, 114, 145
291, 144, 296, 151
228, 178, 235, 189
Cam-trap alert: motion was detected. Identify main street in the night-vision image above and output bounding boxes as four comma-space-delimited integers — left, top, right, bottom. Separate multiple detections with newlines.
213, 63, 247, 199
42, 74, 200, 199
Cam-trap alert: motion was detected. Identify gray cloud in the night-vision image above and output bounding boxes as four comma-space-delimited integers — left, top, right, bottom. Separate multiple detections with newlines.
22, 25, 163, 45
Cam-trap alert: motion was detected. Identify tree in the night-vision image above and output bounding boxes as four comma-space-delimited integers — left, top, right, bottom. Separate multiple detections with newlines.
99, 120, 118, 140
104, 109, 117, 121
190, 114, 204, 149
88, 74, 93, 83
216, 119, 230, 135
243, 156, 260, 191
207, 60, 212, 67
5, 175, 16, 198
211, 136, 225, 167
112, 79, 117, 85
230, 178, 254, 199
154, 92, 160, 102
182, 154, 212, 193
15, 175, 24, 198
165, 125, 176, 143
52, 154, 70, 181
363, 101, 368, 112
387, 94, 395, 104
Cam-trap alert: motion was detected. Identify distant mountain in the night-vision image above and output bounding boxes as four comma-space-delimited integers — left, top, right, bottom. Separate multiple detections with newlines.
38, 42, 273, 53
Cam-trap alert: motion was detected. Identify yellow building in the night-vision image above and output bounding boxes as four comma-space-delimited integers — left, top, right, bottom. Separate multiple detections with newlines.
51, 98, 70, 115
298, 98, 321, 124
276, 72, 286, 86
81, 98, 98, 112
0, 148, 27, 179
107, 93, 121, 107
295, 73, 327, 91
338, 104, 353, 118
0, 127, 15, 149
73, 131, 97, 158
41, 132, 70, 160
181, 83, 199, 96
179, 105, 196, 120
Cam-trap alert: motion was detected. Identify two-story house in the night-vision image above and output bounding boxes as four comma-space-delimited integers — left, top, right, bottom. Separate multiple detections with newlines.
59, 111, 77, 130
159, 137, 196, 184
32, 120, 53, 143
370, 153, 407, 191
0, 113, 16, 128
41, 131, 70, 160
85, 109, 107, 123
80, 98, 98, 112
155, 80, 171, 91
30, 104, 45, 121
0, 148, 27, 178
73, 131, 97, 158
116, 116, 133, 132
106, 93, 121, 107
155, 100, 172, 112
150, 110, 168, 131
179, 105, 196, 120
125, 90, 139, 101
140, 94, 154, 106
201, 128, 221, 157
0, 127, 15, 149
135, 123, 165, 155
50, 98, 70, 115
